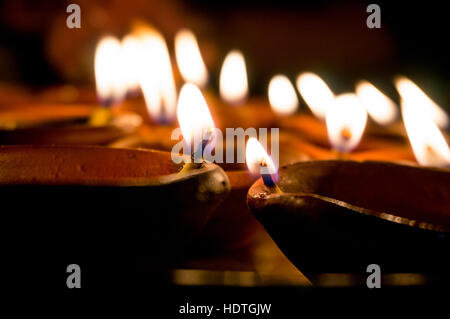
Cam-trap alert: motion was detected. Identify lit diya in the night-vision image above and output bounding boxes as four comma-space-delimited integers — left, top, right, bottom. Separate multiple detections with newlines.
174, 83, 261, 251
275, 73, 413, 160
0, 145, 230, 287
269, 77, 414, 162
246, 128, 450, 285
0, 36, 143, 145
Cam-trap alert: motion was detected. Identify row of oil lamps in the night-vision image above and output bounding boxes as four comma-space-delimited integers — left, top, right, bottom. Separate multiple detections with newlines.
0, 21, 449, 286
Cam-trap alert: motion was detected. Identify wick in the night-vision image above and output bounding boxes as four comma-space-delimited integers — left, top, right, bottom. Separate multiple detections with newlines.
259, 158, 281, 193
340, 127, 352, 141
179, 128, 215, 174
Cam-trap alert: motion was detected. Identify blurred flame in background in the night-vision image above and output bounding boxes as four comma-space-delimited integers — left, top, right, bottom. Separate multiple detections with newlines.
220, 50, 248, 105
133, 23, 177, 123
395, 76, 449, 129
401, 99, 450, 167
355, 80, 397, 125
94, 36, 127, 105
326, 93, 368, 153
175, 29, 209, 88
296, 72, 334, 120
268, 75, 299, 116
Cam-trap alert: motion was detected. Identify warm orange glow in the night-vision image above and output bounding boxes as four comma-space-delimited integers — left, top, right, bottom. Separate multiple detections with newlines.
174, 29, 209, 87
177, 83, 215, 149
245, 137, 278, 178
219, 50, 248, 105
121, 34, 142, 94
401, 100, 450, 167
326, 93, 368, 153
395, 76, 448, 128
268, 75, 299, 116
296, 72, 334, 120
355, 80, 398, 125
94, 36, 127, 105
133, 25, 177, 122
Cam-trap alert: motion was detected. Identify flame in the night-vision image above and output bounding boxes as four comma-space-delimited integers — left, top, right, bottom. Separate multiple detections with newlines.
326, 93, 368, 153
121, 34, 142, 94
175, 29, 209, 87
219, 50, 248, 104
133, 24, 177, 123
355, 80, 398, 125
401, 100, 450, 167
268, 75, 299, 116
94, 36, 127, 105
395, 76, 449, 128
296, 72, 334, 120
177, 83, 215, 152
245, 137, 278, 179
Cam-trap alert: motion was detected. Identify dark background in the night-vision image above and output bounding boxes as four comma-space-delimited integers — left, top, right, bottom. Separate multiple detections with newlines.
0, 0, 449, 108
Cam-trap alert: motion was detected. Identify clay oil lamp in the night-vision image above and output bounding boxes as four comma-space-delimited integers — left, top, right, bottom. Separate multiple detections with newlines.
172, 83, 260, 252
0, 144, 230, 284
246, 131, 450, 285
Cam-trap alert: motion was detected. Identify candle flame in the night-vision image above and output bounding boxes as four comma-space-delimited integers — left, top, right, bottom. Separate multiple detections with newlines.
296, 72, 334, 120
245, 137, 278, 180
326, 93, 368, 153
395, 76, 448, 128
268, 75, 299, 116
175, 29, 209, 87
121, 34, 142, 94
177, 83, 215, 152
94, 36, 127, 105
219, 50, 248, 105
134, 25, 177, 123
401, 100, 450, 167
355, 80, 398, 125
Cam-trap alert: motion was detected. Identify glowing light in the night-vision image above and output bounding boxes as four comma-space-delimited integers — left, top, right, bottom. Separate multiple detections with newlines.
355, 80, 398, 125
395, 76, 448, 128
219, 50, 248, 105
121, 34, 142, 94
174, 29, 209, 87
134, 24, 177, 123
401, 99, 450, 167
245, 137, 278, 180
296, 72, 334, 120
268, 75, 299, 116
326, 93, 368, 153
94, 36, 127, 105
177, 83, 215, 152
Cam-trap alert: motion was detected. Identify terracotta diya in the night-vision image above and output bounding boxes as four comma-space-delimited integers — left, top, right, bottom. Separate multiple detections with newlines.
0, 105, 141, 145
247, 160, 450, 285
0, 145, 230, 286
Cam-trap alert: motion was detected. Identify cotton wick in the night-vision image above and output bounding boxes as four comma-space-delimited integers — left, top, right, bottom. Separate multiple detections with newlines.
259, 158, 281, 193
340, 127, 352, 141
